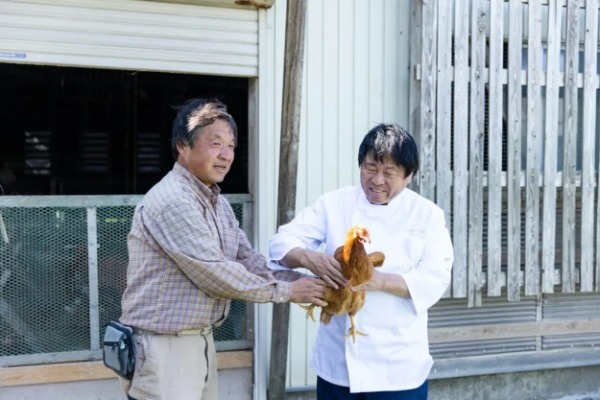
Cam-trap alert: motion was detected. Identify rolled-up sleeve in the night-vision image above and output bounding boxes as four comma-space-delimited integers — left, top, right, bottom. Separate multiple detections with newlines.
148, 200, 291, 303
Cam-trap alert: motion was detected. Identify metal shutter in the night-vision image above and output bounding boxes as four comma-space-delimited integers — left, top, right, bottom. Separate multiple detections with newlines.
0, 0, 259, 76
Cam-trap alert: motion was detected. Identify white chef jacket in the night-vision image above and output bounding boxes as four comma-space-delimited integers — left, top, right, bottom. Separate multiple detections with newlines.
269, 186, 453, 393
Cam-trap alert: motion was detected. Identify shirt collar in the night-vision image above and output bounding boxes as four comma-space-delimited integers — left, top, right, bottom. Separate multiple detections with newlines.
172, 162, 221, 205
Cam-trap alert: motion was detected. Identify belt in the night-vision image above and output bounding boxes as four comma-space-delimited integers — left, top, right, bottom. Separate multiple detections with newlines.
133, 327, 212, 337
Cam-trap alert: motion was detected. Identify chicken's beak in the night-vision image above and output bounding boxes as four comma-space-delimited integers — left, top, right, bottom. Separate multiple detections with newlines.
356, 227, 371, 244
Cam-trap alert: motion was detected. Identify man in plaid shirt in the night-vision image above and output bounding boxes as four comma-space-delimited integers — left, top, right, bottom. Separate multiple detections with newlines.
120, 98, 331, 400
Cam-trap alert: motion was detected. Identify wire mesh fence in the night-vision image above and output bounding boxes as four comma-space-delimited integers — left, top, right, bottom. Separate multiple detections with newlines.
0, 194, 252, 366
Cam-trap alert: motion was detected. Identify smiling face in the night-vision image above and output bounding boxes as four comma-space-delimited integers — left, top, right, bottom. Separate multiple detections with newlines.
360, 153, 412, 205
176, 119, 235, 187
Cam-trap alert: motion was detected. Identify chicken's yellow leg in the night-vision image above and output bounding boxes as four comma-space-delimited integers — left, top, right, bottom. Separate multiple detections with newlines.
346, 315, 368, 343
298, 304, 317, 322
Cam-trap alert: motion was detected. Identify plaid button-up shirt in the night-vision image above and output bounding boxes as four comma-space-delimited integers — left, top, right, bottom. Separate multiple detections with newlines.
120, 162, 297, 333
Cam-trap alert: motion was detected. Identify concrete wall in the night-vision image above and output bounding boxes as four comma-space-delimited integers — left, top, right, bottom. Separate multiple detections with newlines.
428, 366, 600, 400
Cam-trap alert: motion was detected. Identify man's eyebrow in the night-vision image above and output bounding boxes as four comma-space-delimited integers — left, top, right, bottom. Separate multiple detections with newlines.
207, 132, 227, 140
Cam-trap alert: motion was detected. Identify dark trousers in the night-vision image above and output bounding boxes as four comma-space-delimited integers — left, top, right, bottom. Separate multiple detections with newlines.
316, 376, 428, 400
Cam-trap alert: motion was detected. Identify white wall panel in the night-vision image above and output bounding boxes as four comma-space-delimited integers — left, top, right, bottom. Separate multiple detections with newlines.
303, 0, 324, 205
337, 1, 355, 186
321, 0, 339, 195
0, 0, 259, 76
352, 0, 371, 185
368, 0, 385, 125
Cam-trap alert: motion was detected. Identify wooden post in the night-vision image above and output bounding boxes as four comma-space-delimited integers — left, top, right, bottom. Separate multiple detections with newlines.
268, 0, 307, 399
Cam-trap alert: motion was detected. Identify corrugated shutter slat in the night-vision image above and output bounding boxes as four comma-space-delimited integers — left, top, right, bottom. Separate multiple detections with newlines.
0, 0, 259, 76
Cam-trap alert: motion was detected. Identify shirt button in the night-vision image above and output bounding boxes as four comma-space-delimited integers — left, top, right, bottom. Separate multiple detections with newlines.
279, 296, 285, 302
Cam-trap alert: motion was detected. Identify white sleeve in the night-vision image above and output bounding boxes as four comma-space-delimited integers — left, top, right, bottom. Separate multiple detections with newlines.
268, 195, 329, 264
402, 207, 454, 314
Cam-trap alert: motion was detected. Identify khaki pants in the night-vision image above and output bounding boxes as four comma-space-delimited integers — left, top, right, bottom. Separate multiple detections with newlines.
122, 332, 217, 400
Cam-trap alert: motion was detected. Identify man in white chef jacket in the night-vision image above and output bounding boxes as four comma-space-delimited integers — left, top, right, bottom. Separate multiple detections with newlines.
269, 123, 454, 399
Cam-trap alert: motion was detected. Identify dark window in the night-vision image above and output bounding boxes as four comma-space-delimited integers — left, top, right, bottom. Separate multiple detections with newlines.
0, 63, 249, 195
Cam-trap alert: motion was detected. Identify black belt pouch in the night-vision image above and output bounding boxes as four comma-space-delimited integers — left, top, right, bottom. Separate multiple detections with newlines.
103, 321, 135, 380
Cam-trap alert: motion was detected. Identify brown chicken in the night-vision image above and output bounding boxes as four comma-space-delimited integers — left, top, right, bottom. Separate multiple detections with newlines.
303, 225, 385, 342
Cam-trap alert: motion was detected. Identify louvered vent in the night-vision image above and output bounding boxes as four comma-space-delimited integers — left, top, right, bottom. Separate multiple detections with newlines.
429, 296, 538, 359
81, 131, 109, 173
137, 132, 161, 174
542, 293, 600, 350
24, 131, 51, 175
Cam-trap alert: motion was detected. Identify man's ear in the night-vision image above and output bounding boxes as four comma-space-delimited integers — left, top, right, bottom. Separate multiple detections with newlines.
405, 172, 413, 185
175, 139, 188, 156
